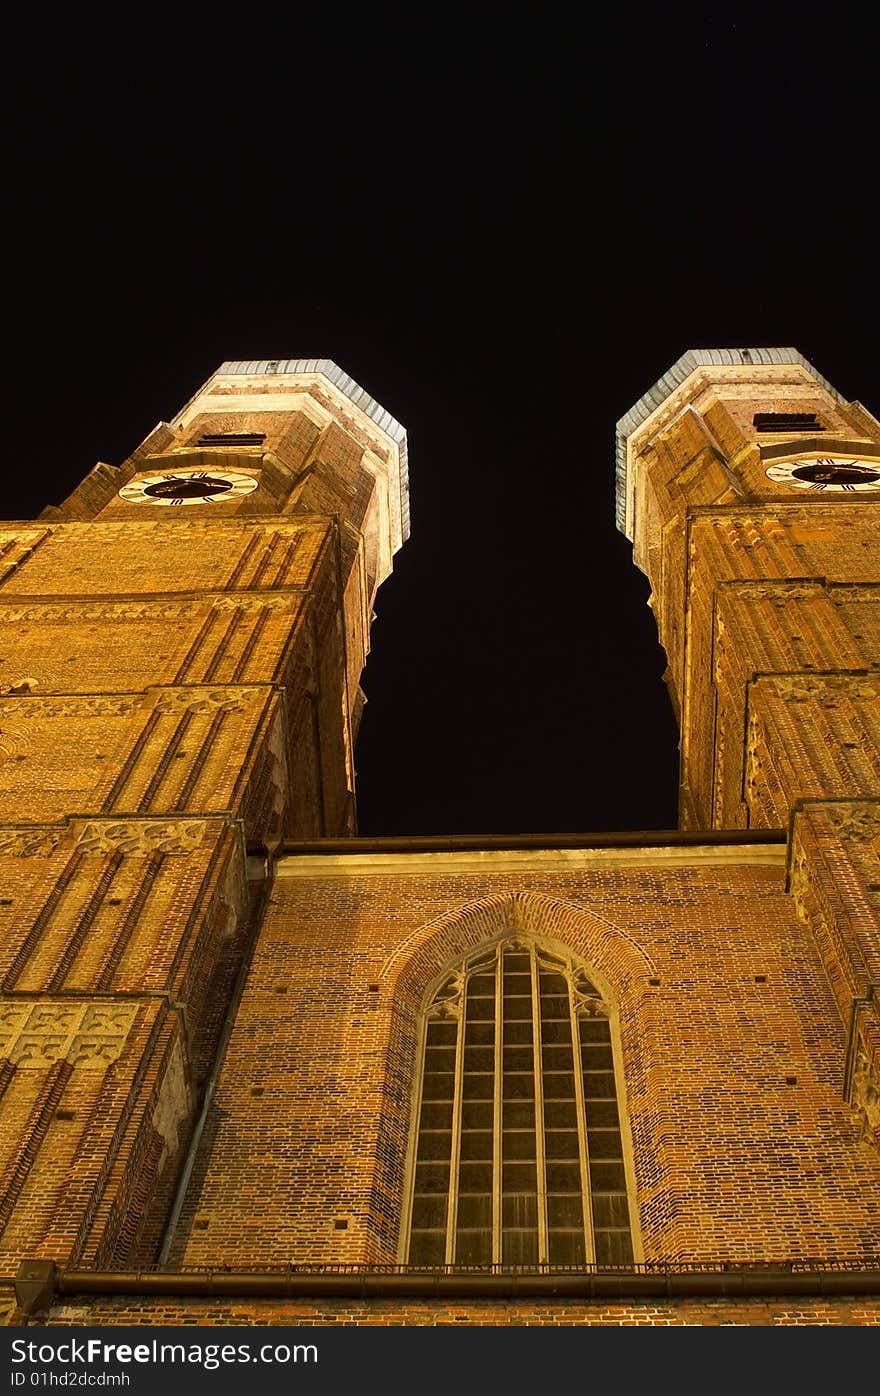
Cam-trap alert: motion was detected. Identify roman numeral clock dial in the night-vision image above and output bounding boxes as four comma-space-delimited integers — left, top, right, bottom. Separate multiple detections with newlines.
118, 470, 259, 505
765, 456, 880, 493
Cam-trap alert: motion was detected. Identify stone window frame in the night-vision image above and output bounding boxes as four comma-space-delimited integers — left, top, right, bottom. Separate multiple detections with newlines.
400, 930, 639, 1268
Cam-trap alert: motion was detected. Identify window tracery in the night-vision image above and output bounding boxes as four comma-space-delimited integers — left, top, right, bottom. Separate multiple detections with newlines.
405, 935, 634, 1267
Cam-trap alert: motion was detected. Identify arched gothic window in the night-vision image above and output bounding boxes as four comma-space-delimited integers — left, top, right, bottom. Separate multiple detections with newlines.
404, 936, 635, 1267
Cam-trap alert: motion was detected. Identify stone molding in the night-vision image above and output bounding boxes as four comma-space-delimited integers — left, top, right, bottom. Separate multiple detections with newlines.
0, 1000, 138, 1071
756, 674, 880, 706
73, 819, 207, 856
0, 828, 64, 858
0, 695, 138, 719
824, 803, 880, 844
0, 592, 304, 624
152, 687, 266, 715
850, 1032, 880, 1145
0, 601, 197, 623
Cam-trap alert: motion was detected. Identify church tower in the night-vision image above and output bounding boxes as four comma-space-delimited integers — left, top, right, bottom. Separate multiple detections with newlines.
617, 348, 880, 1145
0, 362, 407, 1272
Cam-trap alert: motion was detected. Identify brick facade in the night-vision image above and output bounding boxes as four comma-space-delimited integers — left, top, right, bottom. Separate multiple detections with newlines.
2, 353, 879, 1327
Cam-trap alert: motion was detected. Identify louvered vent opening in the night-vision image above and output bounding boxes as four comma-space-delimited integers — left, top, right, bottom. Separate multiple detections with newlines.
753, 413, 824, 432
196, 432, 266, 446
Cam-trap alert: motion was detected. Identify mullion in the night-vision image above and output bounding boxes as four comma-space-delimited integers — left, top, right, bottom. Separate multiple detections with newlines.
455, 960, 496, 1265
581, 1015, 633, 1266
541, 964, 584, 1267
492, 943, 503, 1265
568, 979, 593, 1264
530, 944, 548, 1265
409, 1015, 456, 1265
500, 946, 538, 1267
445, 991, 466, 1266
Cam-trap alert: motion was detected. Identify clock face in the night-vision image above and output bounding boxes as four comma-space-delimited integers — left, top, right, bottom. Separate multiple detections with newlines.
118, 470, 259, 506
765, 456, 880, 493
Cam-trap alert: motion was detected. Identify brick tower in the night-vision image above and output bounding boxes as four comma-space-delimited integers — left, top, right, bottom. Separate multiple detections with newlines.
616, 345, 880, 1178
3, 350, 880, 1327
0, 362, 407, 1280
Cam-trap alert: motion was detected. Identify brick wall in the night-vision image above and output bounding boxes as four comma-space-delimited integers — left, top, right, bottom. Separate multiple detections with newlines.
165, 854, 880, 1272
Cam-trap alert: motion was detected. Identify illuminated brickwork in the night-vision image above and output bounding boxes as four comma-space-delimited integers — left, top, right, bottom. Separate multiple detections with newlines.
0, 363, 407, 1288
2, 351, 880, 1328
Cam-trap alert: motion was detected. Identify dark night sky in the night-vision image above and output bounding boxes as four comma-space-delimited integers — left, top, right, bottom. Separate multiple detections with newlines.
4, 17, 876, 837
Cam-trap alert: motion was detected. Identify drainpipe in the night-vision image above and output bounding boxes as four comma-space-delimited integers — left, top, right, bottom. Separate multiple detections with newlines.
12, 1261, 880, 1316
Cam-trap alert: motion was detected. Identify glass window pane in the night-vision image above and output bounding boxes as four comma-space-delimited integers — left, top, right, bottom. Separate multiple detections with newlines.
414, 1162, 450, 1193
591, 1194, 631, 1229
579, 1019, 611, 1043
456, 1194, 492, 1229
543, 1099, 577, 1130
421, 1072, 455, 1101
503, 1046, 534, 1071
463, 1045, 494, 1072
411, 1194, 448, 1230
587, 1129, 623, 1160
420, 1100, 454, 1130
461, 1073, 493, 1100
547, 1194, 583, 1229
584, 1098, 620, 1129
464, 1021, 495, 1045
417, 1131, 452, 1161
594, 1230, 634, 1266
546, 1162, 580, 1192
502, 1161, 537, 1192
502, 972, 532, 993
426, 1021, 457, 1047
503, 1073, 535, 1101
458, 1162, 492, 1192
581, 1044, 614, 1070
502, 953, 531, 973
539, 972, 567, 995
540, 1018, 572, 1045
547, 1230, 586, 1266
502, 1194, 538, 1227
589, 1161, 627, 1192
542, 1044, 574, 1071
459, 1130, 493, 1160
540, 994, 569, 1019
424, 1046, 456, 1072
502, 1131, 536, 1160
466, 996, 494, 1022
409, 1231, 446, 1266
455, 1230, 492, 1265
503, 996, 532, 1021
461, 1100, 493, 1130
502, 1100, 535, 1129
503, 1020, 533, 1045
582, 1071, 616, 1099
469, 974, 495, 994
543, 1071, 575, 1098
502, 1230, 538, 1266
544, 1129, 579, 1160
